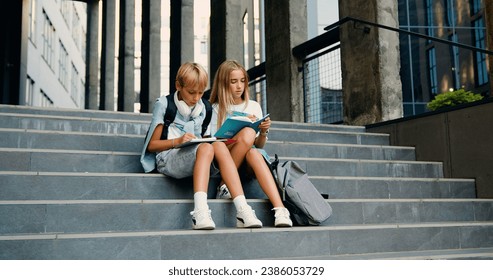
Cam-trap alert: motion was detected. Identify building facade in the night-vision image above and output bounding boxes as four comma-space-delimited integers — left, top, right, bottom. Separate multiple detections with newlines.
399, 0, 490, 116
25, 0, 87, 108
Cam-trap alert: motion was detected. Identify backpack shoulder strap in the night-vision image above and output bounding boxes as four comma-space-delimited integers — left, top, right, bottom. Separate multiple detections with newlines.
201, 97, 212, 137
161, 93, 212, 139
160, 93, 177, 140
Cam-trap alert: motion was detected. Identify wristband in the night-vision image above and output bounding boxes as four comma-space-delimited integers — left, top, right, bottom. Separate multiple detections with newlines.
260, 129, 269, 136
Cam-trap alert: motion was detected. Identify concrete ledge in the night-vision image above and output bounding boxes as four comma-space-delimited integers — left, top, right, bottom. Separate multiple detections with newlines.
367, 100, 493, 198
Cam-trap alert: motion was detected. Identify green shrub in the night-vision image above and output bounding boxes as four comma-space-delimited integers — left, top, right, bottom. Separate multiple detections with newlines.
427, 89, 484, 111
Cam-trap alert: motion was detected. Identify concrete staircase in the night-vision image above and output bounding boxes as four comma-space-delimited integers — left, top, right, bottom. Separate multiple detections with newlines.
1, 104, 492, 260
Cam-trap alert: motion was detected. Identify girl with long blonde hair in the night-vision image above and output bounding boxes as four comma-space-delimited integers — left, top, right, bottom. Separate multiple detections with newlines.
209, 60, 292, 227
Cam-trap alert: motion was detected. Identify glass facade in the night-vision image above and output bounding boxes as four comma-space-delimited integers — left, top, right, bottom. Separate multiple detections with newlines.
398, 0, 489, 116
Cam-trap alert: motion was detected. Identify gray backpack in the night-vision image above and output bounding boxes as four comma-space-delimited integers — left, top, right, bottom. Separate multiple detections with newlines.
270, 155, 332, 226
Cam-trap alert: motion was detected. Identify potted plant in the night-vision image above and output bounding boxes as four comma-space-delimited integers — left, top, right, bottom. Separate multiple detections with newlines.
426, 89, 484, 111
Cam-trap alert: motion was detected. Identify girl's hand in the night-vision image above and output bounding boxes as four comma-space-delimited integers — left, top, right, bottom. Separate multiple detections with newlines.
259, 117, 271, 131
247, 114, 257, 122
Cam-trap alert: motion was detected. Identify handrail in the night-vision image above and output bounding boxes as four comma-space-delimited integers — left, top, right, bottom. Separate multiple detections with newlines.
247, 62, 265, 81
254, 16, 492, 80
326, 16, 493, 56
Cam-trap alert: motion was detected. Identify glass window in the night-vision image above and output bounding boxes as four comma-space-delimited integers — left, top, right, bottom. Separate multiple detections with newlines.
471, 0, 482, 14
59, 41, 69, 88
25, 76, 35, 106
71, 63, 80, 105
445, 0, 457, 27
39, 90, 54, 107
427, 47, 438, 94
42, 10, 56, 69
448, 33, 459, 90
426, 0, 434, 39
473, 18, 488, 86
28, 0, 36, 43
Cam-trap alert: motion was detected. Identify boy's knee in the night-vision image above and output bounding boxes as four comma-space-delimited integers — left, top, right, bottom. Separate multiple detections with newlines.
197, 143, 215, 158
211, 141, 229, 155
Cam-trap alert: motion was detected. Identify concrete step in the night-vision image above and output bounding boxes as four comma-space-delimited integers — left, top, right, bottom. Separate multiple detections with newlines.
0, 148, 444, 177
289, 247, 493, 260
0, 128, 144, 153
0, 104, 367, 133
0, 128, 390, 152
0, 172, 476, 200
267, 141, 414, 160
1, 221, 492, 259
270, 127, 389, 145
0, 104, 152, 121
1, 104, 486, 260
0, 112, 150, 135
1, 198, 492, 234
0, 142, 415, 172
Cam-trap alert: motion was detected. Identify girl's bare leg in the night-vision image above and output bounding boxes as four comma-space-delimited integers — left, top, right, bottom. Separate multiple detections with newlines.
246, 149, 284, 208
228, 128, 256, 168
212, 142, 245, 198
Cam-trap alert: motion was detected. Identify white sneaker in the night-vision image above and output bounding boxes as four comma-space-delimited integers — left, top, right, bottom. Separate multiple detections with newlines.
190, 209, 215, 230
216, 184, 231, 199
273, 207, 293, 227
236, 206, 263, 228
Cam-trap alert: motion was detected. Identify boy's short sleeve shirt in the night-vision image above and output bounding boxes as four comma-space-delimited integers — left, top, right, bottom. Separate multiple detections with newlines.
140, 95, 207, 173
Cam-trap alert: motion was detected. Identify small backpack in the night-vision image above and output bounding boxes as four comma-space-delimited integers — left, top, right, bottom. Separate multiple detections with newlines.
269, 155, 332, 226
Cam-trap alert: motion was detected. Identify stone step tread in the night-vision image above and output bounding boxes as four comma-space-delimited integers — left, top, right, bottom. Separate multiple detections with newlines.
0, 143, 417, 162
0, 106, 367, 132
0, 128, 391, 151
0, 148, 445, 177
3, 222, 492, 259
1, 114, 366, 134
1, 171, 474, 200
0, 126, 388, 138
0, 127, 143, 137
0, 112, 149, 125
291, 247, 493, 260
3, 198, 490, 233
2, 221, 492, 240
3, 198, 492, 204
0, 147, 432, 163
0, 139, 414, 153
0, 105, 152, 121
0, 170, 472, 181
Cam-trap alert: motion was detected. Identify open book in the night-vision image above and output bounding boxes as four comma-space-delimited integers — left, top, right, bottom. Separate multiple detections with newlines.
214, 114, 270, 139
174, 137, 227, 148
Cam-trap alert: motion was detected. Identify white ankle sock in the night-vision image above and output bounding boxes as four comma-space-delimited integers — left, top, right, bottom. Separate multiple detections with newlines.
233, 195, 248, 211
193, 191, 208, 211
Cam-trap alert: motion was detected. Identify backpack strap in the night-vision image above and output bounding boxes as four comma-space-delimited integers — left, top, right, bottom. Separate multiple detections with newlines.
160, 94, 177, 140
201, 97, 212, 137
160, 93, 212, 139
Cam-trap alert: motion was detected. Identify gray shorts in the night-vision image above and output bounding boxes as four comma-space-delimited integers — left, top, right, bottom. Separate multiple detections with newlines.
155, 144, 219, 179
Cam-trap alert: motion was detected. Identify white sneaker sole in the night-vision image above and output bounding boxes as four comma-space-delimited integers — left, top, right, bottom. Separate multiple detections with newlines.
236, 219, 263, 228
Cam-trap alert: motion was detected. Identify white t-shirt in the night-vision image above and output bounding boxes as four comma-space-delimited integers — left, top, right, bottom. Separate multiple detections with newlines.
209, 100, 264, 136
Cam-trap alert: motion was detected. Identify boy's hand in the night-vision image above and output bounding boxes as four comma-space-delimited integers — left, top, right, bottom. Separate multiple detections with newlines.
178, 132, 196, 144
